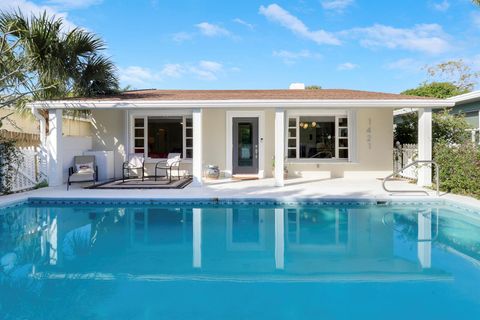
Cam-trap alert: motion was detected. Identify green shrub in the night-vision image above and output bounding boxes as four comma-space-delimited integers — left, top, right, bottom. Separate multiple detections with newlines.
434, 142, 480, 198
394, 109, 470, 145
0, 137, 22, 194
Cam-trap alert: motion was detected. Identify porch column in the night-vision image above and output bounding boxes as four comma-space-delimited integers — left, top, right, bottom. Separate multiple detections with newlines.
417, 108, 432, 187
274, 208, 285, 270
47, 109, 63, 187
192, 208, 202, 268
275, 108, 285, 187
417, 209, 432, 269
192, 108, 203, 186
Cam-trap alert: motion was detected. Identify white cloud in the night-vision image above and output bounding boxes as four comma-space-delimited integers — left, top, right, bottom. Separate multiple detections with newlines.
384, 58, 424, 73
233, 18, 254, 30
273, 49, 321, 64
160, 64, 185, 78
119, 66, 159, 85
337, 62, 358, 70
321, 0, 354, 11
195, 22, 231, 37
190, 60, 224, 80
348, 23, 450, 54
467, 54, 480, 70
259, 4, 341, 45
0, 0, 77, 30
46, 0, 102, 9
120, 60, 236, 85
432, 1, 450, 12
198, 60, 223, 72
472, 12, 480, 28
172, 32, 193, 43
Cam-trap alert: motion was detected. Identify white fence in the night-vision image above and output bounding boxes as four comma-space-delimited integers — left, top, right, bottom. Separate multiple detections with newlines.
2, 146, 47, 193
393, 144, 418, 180
467, 128, 480, 145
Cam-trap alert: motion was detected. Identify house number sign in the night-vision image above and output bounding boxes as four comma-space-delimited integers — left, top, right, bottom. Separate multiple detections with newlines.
366, 118, 372, 150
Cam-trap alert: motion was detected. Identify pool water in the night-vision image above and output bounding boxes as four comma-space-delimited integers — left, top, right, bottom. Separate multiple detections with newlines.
1, 200, 479, 319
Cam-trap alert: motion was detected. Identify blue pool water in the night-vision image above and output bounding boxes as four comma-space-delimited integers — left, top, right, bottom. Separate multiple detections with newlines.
0, 199, 479, 319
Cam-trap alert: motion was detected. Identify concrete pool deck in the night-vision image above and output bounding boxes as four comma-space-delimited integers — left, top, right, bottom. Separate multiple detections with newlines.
1, 177, 480, 210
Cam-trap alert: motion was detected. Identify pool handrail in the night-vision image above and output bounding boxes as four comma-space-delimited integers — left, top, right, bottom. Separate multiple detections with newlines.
383, 160, 440, 197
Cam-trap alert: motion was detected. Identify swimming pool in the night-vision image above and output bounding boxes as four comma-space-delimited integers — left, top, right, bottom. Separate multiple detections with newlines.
1, 198, 479, 319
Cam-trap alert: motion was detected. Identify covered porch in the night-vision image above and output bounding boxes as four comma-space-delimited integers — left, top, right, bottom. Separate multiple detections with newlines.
29, 89, 453, 191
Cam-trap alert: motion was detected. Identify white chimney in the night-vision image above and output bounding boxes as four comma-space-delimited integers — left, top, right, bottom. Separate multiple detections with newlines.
289, 83, 305, 90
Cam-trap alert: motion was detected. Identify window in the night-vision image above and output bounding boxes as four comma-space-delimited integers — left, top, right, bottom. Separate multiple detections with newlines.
147, 117, 183, 159
287, 114, 350, 160
465, 111, 479, 129
133, 118, 145, 154
132, 115, 193, 159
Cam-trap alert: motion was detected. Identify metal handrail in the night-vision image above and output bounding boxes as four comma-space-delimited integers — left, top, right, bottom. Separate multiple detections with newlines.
382, 160, 440, 196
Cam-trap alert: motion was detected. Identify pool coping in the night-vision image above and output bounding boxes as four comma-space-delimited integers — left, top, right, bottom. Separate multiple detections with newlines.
1, 195, 480, 216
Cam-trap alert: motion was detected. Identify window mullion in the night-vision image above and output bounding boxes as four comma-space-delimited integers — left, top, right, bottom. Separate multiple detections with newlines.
296, 116, 299, 159
335, 116, 339, 159
144, 116, 148, 158
182, 115, 186, 160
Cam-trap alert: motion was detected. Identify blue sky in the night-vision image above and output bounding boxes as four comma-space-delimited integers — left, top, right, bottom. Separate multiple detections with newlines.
2, 0, 480, 93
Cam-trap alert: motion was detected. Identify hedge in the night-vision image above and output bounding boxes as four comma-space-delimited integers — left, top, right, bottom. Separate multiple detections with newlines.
434, 142, 480, 198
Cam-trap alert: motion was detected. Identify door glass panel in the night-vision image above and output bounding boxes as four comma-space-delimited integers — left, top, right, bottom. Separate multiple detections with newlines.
238, 123, 253, 167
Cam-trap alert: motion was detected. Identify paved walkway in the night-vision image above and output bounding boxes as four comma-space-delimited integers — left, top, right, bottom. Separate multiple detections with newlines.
3, 177, 479, 209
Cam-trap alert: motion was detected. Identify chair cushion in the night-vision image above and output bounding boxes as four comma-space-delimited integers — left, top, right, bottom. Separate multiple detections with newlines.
76, 162, 93, 173
69, 172, 94, 182
128, 154, 144, 168
166, 156, 180, 167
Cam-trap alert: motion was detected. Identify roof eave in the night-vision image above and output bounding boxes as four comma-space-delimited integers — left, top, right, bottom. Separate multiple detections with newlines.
448, 90, 480, 105
28, 99, 454, 110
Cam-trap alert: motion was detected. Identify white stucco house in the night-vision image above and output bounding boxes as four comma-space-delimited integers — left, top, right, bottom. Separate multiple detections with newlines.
28, 84, 453, 188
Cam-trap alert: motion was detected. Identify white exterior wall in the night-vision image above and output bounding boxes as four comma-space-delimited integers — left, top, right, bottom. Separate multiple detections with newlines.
89, 107, 394, 180
90, 110, 127, 179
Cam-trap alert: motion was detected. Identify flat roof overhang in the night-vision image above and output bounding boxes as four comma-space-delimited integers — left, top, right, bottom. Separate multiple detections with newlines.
28, 99, 455, 110
447, 91, 480, 105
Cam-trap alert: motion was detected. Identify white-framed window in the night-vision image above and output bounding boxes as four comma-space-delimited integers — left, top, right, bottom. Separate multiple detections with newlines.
286, 111, 353, 161
132, 115, 193, 160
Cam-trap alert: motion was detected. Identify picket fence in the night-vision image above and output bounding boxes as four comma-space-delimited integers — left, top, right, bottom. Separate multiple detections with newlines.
2, 146, 47, 193
393, 144, 418, 180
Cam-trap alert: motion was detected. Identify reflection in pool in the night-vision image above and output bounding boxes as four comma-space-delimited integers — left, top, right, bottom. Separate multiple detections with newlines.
0, 201, 479, 319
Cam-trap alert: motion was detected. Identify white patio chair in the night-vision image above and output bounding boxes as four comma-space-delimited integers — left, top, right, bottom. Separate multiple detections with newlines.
67, 155, 98, 190
155, 153, 181, 182
122, 153, 145, 182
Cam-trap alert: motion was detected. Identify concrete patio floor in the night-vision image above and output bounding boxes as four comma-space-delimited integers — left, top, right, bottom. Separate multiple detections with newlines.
3, 176, 479, 209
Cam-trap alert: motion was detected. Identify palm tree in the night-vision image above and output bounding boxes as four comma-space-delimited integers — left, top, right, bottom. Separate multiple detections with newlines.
0, 10, 119, 102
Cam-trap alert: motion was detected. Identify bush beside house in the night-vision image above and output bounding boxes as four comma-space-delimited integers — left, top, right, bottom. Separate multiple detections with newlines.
395, 109, 480, 198
434, 142, 480, 198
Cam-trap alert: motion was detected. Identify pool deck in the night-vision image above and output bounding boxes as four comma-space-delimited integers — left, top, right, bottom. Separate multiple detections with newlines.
1, 177, 480, 209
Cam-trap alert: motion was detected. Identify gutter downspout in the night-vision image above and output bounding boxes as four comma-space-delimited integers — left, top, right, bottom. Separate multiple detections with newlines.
31, 106, 48, 181
31, 106, 46, 145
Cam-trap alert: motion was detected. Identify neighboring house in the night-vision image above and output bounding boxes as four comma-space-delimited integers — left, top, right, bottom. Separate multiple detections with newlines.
0, 107, 92, 146
394, 90, 480, 130
447, 91, 480, 130
28, 85, 452, 188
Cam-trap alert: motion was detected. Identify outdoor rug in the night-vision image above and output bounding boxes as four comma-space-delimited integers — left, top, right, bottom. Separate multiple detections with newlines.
88, 177, 192, 189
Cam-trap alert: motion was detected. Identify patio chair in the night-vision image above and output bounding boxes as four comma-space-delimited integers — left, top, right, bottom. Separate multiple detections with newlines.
155, 153, 181, 182
123, 153, 145, 182
67, 155, 98, 190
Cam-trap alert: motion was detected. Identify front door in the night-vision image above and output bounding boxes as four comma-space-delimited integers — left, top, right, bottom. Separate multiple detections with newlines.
232, 117, 259, 175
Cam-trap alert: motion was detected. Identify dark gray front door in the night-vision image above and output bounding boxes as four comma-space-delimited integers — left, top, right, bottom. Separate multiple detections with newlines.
232, 117, 259, 175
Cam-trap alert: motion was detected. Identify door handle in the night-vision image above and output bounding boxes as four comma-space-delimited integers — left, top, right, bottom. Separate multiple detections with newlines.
255, 144, 258, 159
